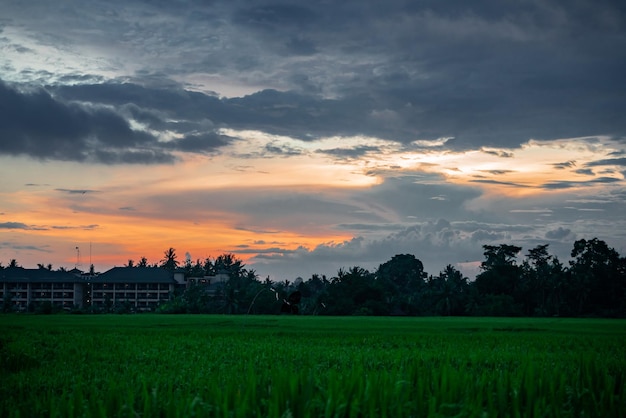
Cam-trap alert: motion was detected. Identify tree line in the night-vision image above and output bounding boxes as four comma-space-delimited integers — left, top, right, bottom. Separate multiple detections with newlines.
124, 237, 626, 317
2, 238, 625, 317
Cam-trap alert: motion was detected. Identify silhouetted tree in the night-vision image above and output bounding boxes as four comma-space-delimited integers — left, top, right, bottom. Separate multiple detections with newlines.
426, 265, 470, 316
185, 258, 205, 277
322, 267, 387, 316
567, 238, 624, 316
520, 244, 566, 316
214, 253, 244, 278
473, 244, 523, 316
160, 248, 179, 271
377, 254, 426, 315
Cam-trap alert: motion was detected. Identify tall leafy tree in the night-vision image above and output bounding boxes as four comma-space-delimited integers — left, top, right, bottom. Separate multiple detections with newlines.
475, 244, 522, 295
160, 248, 179, 271
186, 259, 205, 277
214, 254, 258, 314
568, 238, 624, 316
376, 254, 426, 315
427, 265, 469, 316
322, 267, 386, 315
214, 253, 244, 278
473, 244, 523, 316
521, 244, 566, 316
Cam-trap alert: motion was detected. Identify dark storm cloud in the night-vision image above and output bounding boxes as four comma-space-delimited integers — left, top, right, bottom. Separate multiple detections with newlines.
233, 4, 319, 56
51, 83, 356, 141
0, 80, 240, 163
51, 81, 428, 143
165, 132, 232, 153
231, 0, 626, 148
0, 81, 168, 163
50, 83, 220, 121
3, 0, 622, 149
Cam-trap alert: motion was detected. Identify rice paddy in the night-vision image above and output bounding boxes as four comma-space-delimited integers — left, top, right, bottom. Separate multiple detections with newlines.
1, 315, 624, 417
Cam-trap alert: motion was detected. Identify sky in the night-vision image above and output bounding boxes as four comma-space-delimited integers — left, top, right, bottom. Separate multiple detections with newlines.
1, 0, 625, 281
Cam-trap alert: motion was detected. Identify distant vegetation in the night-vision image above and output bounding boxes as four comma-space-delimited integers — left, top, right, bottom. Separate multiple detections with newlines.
2, 238, 625, 317
1, 315, 624, 417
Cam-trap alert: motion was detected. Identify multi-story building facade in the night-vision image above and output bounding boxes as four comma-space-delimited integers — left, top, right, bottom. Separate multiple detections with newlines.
89, 267, 176, 311
0, 266, 179, 312
0, 267, 86, 311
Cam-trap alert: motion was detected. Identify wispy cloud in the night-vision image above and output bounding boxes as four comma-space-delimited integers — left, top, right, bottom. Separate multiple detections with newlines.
542, 177, 622, 189
56, 188, 99, 194
0, 222, 30, 230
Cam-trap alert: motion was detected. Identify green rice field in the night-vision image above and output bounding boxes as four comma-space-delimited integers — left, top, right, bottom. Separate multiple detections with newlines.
1, 315, 624, 417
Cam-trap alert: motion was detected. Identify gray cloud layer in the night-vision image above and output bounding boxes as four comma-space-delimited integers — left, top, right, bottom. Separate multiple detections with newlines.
1, 0, 625, 160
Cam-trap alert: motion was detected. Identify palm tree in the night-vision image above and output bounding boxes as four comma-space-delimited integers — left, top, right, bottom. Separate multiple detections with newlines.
160, 248, 179, 271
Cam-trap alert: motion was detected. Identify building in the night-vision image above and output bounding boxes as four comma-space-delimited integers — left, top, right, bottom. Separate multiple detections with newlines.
0, 266, 179, 312
184, 270, 229, 296
89, 267, 177, 311
0, 267, 85, 311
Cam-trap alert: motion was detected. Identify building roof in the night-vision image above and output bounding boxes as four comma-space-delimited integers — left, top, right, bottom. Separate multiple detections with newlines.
93, 267, 176, 284
0, 267, 85, 283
